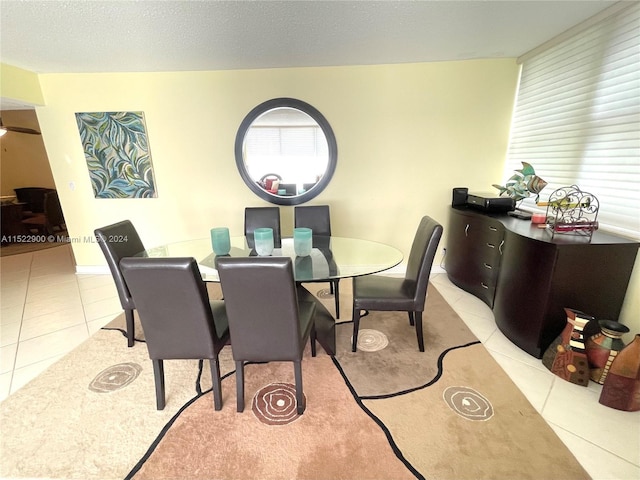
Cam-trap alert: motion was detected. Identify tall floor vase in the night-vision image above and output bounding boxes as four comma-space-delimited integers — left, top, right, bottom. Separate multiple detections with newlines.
542, 308, 593, 386
599, 334, 640, 412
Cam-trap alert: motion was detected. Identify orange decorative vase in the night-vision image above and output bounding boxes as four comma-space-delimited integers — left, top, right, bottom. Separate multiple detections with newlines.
599, 334, 640, 411
585, 320, 629, 384
542, 308, 593, 386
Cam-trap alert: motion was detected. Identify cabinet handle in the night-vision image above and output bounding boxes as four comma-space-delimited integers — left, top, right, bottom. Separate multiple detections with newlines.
489, 226, 497, 232
486, 243, 495, 248
499, 240, 504, 255
481, 282, 489, 289
464, 224, 469, 237
484, 263, 492, 269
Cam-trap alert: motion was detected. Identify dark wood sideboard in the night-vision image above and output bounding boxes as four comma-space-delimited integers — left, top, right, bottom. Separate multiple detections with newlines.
445, 206, 639, 358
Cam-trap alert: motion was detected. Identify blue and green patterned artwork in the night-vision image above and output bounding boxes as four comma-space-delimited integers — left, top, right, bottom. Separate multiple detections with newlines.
75, 111, 157, 198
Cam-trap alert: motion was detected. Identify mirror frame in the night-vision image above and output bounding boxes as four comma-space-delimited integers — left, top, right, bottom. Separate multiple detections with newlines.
234, 97, 338, 206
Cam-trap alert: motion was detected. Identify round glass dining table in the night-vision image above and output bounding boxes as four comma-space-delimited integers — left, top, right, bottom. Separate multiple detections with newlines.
140, 235, 403, 283
138, 235, 402, 355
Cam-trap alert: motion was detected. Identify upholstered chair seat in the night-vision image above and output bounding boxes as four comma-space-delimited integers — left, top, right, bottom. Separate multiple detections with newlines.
352, 215, 443, 352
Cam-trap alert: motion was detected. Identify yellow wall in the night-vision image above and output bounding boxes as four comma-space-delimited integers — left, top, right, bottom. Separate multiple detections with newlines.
35, 59, 518, 265
0, 63, 44, 105
0, 110, 56, 195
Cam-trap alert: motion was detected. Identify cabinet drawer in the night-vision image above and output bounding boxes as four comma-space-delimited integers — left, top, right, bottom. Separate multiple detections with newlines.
469, 278, 497, 308
480, 240, 502, 259
484, 221, 504, 237
480, 284, 497, 307
479, 239, 504, 269
479, 260, 499, 284
446, 208, 505, 309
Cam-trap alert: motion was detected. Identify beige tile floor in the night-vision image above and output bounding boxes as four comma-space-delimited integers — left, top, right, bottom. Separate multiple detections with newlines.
1, 244, 638, 479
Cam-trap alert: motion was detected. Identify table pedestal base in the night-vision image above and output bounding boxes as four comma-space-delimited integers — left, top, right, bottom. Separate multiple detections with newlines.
297, 286, 336, 355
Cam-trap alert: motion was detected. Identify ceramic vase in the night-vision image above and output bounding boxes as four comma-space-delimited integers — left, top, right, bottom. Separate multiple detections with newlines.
599, 334, 640, 412
541, 308, 594, 386
585, 320, 629, 384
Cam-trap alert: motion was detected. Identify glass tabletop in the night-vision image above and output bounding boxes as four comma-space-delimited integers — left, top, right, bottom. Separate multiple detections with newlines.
140, 236, 403, 282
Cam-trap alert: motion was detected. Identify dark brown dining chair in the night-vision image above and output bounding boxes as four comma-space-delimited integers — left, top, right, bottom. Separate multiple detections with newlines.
216, 256, 317, 414
94, 220, 145, 347
120, 257, 230, 410
294, 205, 341, 318
351, 215, 443, 352
244, 207, 282, 249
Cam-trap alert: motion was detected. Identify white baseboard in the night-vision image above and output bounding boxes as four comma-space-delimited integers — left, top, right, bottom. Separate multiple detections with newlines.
75, 265, 110, 275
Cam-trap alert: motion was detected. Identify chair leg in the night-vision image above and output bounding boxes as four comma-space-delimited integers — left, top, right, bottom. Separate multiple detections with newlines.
333, 280, 340, 319
310, 322, 317, 357
209, 358, 223, 411
294, 361, 305, 414
415, 311, 425, 352
152, 359, 165, 410
235, 360, 245, 412
352, 307, 361, 352
408, 311, 415, 326
125, 309, 136, 347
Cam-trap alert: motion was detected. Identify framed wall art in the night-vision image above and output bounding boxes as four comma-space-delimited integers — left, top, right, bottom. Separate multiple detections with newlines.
75, 111, 157, 198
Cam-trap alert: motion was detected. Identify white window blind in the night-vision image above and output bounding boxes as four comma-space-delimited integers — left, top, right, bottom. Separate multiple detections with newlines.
505, 2, 640, 239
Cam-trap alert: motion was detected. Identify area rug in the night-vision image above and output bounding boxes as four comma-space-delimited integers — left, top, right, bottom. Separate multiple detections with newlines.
0, 281, 589, 480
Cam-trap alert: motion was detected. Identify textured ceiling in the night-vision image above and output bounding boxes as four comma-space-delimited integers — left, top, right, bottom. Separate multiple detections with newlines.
1, 0, 618, 75
0, 0, 621, 110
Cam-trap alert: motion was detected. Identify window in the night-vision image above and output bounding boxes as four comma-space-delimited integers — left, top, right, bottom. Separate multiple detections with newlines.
504, 2, 640, 238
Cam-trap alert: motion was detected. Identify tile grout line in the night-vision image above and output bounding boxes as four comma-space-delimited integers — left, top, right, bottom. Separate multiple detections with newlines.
9, 252, 35, 395
5, 247, 91, 394
547, 419, 640, 468
76, 271, 93, 338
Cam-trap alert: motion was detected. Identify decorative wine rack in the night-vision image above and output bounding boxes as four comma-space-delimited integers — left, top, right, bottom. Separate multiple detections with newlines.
544, 185, 600, 240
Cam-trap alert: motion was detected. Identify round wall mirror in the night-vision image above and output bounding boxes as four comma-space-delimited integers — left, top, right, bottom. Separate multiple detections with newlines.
234, 98, 337, 205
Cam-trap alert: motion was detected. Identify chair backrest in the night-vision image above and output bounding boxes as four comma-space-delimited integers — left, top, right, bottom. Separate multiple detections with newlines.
244, 207, 282, 248
120, 257, 227, 360
294, 205, 332, 236
43, 190, 64, 227
94, 220, 145, 310
404, 216, 444, 309
216, 256, 305, 362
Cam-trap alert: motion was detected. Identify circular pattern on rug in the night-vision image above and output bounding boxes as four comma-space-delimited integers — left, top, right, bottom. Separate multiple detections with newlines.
443, 386, 494, 421
354, 329, 389, 352
252, 383, 303, 425
316, 288, 334, 299
89, 362, 142, 393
